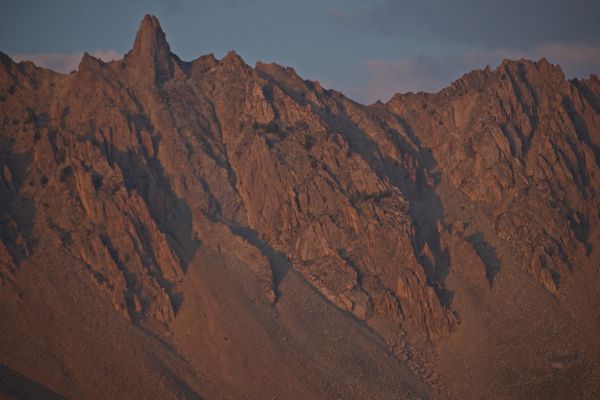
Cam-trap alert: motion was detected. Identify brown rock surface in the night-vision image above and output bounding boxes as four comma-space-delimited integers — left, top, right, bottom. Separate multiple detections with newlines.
0, 16, 599, 399
387, 59, 600, 398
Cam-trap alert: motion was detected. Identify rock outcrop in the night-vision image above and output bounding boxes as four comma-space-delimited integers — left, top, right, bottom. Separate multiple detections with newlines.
1, 15, 599, 400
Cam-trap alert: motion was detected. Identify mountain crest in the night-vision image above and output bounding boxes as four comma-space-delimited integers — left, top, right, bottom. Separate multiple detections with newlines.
126, 14, 174, 83
1, 13, 600, 400
133, 15, 170, 57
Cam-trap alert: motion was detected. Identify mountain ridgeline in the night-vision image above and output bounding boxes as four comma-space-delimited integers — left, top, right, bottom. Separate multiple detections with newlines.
1, 15, 599, 399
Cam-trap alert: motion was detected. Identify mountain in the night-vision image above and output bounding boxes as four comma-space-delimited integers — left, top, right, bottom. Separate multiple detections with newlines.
1, 15, 599, 399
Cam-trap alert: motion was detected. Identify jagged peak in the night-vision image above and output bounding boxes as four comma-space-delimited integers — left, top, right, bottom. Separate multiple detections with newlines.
125, 14, 174, 84
78, 52, 104, 72
431, 57, 567, 99
0, 51, 36, 74
498, 57, 565, 77
255, 61, 299, 79
189, 53, 219, 74
192, 53, 218, 64
221, 50, 247, 67
0, 51, 14, 71
132, 15, 171, 57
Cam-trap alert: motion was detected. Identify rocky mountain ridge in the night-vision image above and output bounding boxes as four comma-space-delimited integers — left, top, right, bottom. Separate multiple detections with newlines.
1, 15, 599, 399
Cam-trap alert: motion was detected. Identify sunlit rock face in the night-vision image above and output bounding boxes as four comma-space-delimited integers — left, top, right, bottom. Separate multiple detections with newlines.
1, 15, 599, 400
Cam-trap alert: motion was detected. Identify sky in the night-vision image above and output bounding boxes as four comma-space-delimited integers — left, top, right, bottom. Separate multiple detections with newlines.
1, 0, 599, 104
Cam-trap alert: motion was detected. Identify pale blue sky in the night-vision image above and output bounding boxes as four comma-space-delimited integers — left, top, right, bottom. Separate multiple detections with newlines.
1, 0, 599, 103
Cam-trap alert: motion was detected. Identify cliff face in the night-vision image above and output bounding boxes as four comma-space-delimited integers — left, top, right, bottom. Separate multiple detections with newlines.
386, 60, 600, 397
388, 60, 600, 293
1, 15, 599, 400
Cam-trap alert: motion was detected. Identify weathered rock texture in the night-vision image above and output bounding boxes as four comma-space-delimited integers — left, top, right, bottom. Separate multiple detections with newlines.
1, 15, 599, 400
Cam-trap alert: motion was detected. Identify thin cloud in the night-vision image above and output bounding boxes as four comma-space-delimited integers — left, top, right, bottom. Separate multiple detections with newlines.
11, 49, 122, 73
534, 43, 600, 77
326, 8, 351, 22
350, 43, 600, 103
